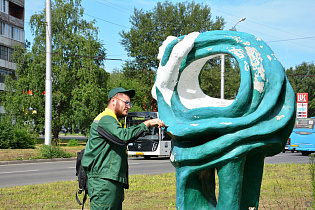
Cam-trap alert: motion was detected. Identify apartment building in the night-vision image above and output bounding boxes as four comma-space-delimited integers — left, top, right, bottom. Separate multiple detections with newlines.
0, 0, 24, 113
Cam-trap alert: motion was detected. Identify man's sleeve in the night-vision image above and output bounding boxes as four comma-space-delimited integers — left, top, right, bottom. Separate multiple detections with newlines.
97, 115, 148, 146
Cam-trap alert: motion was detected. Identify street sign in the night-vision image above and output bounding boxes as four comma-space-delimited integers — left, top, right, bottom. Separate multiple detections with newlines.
296, 93, 308, 118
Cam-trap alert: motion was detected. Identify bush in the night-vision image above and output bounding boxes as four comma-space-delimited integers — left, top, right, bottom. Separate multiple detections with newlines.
38, 144, 72, 159
0, 118, 12, 149
66, 139, 79, 147
0, 118, 36, 149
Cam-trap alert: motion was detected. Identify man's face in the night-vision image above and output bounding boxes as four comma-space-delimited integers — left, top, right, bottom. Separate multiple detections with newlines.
113, 93, 131, 118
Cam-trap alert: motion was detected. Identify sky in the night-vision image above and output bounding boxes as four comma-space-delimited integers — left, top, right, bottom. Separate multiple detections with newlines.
24, 0, 315, 73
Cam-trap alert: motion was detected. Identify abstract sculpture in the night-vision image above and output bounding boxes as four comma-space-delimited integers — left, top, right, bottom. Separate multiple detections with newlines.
152, 30, 296, 209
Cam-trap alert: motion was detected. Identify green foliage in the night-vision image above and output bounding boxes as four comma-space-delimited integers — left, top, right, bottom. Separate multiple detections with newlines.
0, 117, 11, 149
120, 1, 225, 71
0, 117, 36, 149
9, 128, 37, 149
38, 144, 72, 159
66, 138, 79, 147
200, 55, 240, 99
119, 1, 226, 111
108, 69, 156, 112
3, 0, 109, 143
286, 62, 315, 117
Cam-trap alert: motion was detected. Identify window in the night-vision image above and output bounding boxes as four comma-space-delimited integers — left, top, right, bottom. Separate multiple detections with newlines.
0, 21, 7, 36
0, 21, 24, 42
4, 23, 8, 37
0, 0, 7, 13
8, 48, 13, 61
12, 27, 24, 42
295, 118, 315, 130
0, 45, 8, 60
0, 68, 13, 83
9, 1, 23, 20
0, 45, 13, 61
8, 24, 12, 38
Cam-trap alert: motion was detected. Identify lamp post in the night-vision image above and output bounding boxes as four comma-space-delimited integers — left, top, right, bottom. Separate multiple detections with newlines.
221, 54, 225, 99
230, 17, 246, 31
221, 17, 246, 100
45, 0, 52, 145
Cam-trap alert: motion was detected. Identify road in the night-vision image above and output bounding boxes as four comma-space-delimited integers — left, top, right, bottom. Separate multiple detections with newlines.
0, 157, 174, 188
39, 135, 88, 141
0, 152, 310, 188
265, 150, 310, 164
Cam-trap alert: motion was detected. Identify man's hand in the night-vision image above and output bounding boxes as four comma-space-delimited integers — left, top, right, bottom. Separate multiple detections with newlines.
143, 119, 166, 128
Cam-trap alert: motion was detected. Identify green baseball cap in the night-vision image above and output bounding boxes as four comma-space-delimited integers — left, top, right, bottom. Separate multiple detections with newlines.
108, 87, 135, 100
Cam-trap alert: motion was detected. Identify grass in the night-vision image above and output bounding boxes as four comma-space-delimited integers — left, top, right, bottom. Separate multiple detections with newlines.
260, 164, 312, 209
0, 145, 85, 161
0, 162, 312, 209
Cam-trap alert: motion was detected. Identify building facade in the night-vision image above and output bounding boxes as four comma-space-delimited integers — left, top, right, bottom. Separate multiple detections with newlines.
0, 0, 24, 113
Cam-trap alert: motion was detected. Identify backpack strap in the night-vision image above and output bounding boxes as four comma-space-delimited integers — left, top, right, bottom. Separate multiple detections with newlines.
76, 189, 87, 210
75, 149, 89, 209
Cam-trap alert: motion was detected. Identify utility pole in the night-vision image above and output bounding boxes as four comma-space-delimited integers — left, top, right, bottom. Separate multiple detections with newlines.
220, 17, 246, 99
221, 54, 225, 99
45, 0, 52, 145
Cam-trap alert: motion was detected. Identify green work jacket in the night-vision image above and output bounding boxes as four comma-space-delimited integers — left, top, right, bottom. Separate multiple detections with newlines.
81, 108, 148, 187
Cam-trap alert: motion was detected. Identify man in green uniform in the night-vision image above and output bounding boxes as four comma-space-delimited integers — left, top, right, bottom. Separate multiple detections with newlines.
82, 87, 165, 210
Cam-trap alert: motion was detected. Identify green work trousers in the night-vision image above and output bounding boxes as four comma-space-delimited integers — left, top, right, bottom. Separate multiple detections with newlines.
88, 177, 124, 210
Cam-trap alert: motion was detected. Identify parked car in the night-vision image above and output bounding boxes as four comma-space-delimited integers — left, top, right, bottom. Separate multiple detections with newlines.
60, 125, 71, 134
288, 117, 315, 156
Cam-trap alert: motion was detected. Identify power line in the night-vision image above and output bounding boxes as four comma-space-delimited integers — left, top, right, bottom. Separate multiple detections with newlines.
268, 36, 315, 43
85, 13, 130, 29
210, 8, 315, 50
211, 7, 308, 38
107, 53, 127, 57
233, 25, 315, 50
287, 74, 315, 77
266, 36, 315, 50
244, 19, 307, 38
91, 0, 133, 14
52, 52, 122, 60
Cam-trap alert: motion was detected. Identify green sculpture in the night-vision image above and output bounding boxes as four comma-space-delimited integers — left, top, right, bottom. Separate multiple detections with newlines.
152, 30, 296, 209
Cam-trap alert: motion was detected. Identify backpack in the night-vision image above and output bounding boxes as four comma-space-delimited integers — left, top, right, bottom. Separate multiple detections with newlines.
75, 149, 88, 210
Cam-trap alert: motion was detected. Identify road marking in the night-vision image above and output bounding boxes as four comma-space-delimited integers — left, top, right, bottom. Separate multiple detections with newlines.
129, 162, 140, 165
0, 170, 39, 175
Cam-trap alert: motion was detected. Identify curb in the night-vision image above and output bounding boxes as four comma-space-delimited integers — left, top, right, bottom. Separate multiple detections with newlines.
0, 157, 77, 165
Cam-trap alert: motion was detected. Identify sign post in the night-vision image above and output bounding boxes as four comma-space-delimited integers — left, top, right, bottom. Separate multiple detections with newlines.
296, 93, 308, 118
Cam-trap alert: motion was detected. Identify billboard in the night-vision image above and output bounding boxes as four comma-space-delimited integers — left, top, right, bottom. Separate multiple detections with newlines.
297, 93, 308, 118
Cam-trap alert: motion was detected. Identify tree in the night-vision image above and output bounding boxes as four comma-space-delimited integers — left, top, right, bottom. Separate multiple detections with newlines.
200, 55, 240, 100
286, 62, 315, 117
120, 1, 225, 110
108, 69, 151, 112
3, 0, 109, 143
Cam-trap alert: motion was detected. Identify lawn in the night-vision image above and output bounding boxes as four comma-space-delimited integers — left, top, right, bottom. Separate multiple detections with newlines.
0, 144, 85, 161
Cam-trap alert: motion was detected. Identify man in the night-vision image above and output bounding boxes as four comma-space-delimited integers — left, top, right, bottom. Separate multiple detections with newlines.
81, 87, 165, 210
